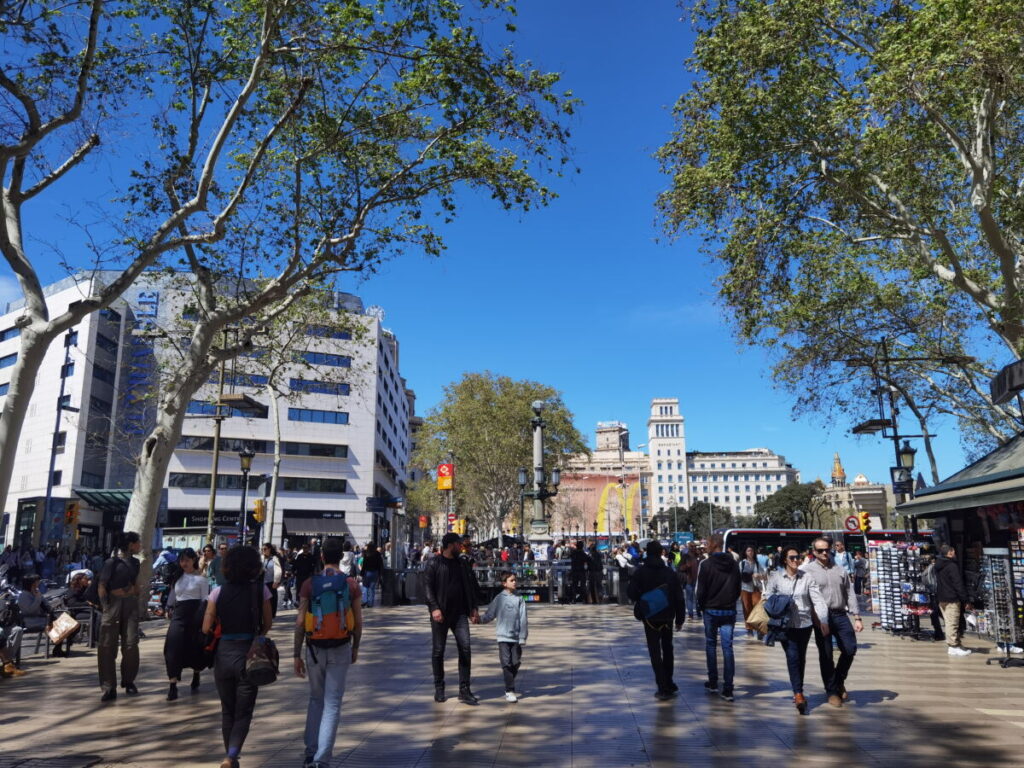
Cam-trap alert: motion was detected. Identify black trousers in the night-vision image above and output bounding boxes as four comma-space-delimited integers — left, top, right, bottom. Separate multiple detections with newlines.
643, 621, 674, 692
215, 639, 259, 757
812, 613, 857, 696
267, 585, 278, 618
431, 614, 471, 689
164, 598, 202, 680
498, 642, 522, 691
569, 572, 586, 603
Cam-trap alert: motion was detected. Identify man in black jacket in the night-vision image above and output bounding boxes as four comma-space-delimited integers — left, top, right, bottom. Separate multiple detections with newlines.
627, 541, 685, 700
423, 532, 481, 704
695, 533, 742, 701
935, 544, 972, 656
568, 541, 589, 604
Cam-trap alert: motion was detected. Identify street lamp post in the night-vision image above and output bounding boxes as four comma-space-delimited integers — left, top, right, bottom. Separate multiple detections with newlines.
237, 444, 256, 544
516, 401, 560, 539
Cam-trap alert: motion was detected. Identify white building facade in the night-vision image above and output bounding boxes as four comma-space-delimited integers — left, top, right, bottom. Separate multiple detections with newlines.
686, 448, 801, 518
647, 398, 689, 514
0, 273, 414, 553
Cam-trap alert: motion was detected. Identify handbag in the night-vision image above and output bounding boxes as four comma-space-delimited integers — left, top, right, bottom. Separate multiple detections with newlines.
744, 599, 770, 634
245, 582, 279, 686
47, 612, 81, 645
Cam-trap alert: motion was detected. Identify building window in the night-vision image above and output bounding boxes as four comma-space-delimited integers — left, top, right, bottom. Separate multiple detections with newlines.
52, 470, 62, 486
168, 472, 262, 490
90, 395, 112, 414
302, 352, 351, 367
283, 441, 349, 458
222, 373, 269, 388
80, 470, 104, 488
0, 326, 20, 342
95, 332, 118, 354
186, 400, 267, 419
0, 352, 17, 368
305, 325, 352, 340
0, 382, 8, 396
92, 363, 116, 385
280, 477, 347, 494
61, 361, 75, 377
54, 431, 67, 454
288, 407, 349, 425
289, 378, 350, 396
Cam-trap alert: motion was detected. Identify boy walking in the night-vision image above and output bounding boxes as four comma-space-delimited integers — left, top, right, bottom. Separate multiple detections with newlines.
695, 533, 741, 702
480, 571, 529, 702
294, 537, 363, 768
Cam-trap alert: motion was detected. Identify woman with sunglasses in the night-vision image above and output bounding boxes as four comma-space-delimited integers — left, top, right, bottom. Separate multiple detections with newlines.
762, 545, 829, 714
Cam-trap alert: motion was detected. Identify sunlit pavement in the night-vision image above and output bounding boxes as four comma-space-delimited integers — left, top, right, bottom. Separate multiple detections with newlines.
2, 603, 1023, 768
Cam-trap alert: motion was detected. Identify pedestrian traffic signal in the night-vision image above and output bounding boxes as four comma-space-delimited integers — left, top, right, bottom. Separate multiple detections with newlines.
252, 498, 265, 523
859, 511, 871, 533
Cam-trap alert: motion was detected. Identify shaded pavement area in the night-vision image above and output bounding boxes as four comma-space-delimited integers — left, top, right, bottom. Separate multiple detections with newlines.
2, 604, 1023, 767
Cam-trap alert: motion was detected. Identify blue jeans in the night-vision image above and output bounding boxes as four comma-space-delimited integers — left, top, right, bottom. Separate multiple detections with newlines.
363, 570, 378, 606
703, 610, 736, 688
812, 612, 857, 695
779, 626, 813, 694
304, 643, 353, 764
684, 584, 696, 617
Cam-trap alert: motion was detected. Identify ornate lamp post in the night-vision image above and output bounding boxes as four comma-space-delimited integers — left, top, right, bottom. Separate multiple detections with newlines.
516, 401, 561, 539
237, 444, 256, 543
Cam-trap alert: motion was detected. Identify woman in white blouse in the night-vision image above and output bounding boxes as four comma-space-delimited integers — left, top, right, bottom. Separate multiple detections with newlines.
762, 544, 830, 715
163, 548, 210, 701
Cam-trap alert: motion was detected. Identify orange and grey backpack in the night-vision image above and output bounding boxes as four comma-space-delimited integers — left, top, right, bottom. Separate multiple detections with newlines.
304, 571, 355, 647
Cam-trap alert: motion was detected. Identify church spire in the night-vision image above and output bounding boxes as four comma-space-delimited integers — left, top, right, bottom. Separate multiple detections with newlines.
831, 452, 847, 487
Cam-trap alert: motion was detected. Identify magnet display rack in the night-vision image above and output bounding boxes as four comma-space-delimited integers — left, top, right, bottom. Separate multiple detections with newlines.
869, 542, 932, 638
981, 541, 1024, 669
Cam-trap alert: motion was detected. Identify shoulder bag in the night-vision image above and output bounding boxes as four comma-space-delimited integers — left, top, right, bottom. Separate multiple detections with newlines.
245, 582, 279, 686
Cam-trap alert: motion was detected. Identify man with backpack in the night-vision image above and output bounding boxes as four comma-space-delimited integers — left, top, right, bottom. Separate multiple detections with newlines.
294, 537, 363, 768
627, 541, 686, 700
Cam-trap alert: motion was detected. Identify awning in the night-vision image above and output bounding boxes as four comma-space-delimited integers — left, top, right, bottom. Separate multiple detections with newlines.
897, 476, 1024, 518
284, 517, 350, 536
73, 488, 132, 515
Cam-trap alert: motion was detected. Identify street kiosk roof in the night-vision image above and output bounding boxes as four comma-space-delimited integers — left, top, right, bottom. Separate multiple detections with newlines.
897, 433, 1024, 518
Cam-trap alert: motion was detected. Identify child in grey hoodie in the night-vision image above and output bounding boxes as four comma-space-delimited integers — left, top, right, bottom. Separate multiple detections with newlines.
480, 570, 529, 701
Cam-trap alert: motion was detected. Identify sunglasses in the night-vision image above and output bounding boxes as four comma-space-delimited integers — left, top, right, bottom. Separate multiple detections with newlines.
787, 555, 802, 561
814, 548, 830, 554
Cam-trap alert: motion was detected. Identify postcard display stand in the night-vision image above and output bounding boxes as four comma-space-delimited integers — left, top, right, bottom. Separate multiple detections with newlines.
869, 543, 930, 637
980, 542, 1024, 668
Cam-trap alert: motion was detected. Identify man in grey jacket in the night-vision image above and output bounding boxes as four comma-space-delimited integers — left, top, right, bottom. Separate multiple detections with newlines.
480, 570, 528, 702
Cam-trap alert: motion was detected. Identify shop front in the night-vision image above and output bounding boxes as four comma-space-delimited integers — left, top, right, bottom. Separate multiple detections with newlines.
898, 434, 1024, 666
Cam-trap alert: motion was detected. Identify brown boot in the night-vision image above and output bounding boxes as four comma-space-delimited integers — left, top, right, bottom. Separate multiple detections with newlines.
793, 693, 807, 714
827, 693, 843, 707
3, 662, 25, 677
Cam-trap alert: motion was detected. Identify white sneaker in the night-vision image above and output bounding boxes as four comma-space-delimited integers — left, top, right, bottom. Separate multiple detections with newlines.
948, 646, 972, 656
1001, 645, 1024, 654
505, 691, 518, 702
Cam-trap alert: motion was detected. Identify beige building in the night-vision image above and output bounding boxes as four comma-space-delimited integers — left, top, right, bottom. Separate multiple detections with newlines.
818, 452, 895, 529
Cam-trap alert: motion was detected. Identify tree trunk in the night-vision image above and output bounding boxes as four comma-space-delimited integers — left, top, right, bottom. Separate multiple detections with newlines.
265, 384, 283, 546
0, 325, 55, 514
122, 398, 189, 610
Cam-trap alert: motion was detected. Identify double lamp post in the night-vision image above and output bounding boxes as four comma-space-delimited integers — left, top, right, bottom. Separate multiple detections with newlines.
516, 400, 561, 539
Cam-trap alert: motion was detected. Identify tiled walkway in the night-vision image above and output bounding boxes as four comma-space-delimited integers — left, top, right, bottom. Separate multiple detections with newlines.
2, 604, 1023, 767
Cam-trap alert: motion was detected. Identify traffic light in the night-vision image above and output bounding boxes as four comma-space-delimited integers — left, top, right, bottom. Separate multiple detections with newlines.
252, 498, 266, 524
859, 510, 872, 533
64, 500, 80, 527
453, 518, 466, 535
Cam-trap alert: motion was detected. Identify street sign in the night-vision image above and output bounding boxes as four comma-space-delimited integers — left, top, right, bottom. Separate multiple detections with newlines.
890, 466, 913, 495
673, 532, 694, 545
845, 515, 860, 532
447, 511, 457, 522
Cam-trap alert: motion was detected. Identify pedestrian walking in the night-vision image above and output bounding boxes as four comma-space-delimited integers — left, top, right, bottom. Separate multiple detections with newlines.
696, 533, 741, 702
339, 540, 357, 578
261, 543, 282, 618
294, 537, 362, 768
834, 541, 855, 574
935, 544, 972, 656
763, 545, 829, 714
800, 536, 863, 707
678, 550, 699, 620
739, 546, 765, 638
164, 547, 210, 700
207, 543, 228, 588
97, 531, 142, 702
292, 541, 316, 598
479, 570, 529, 702
423, 532, 481, 704
359, 542, 383, 608
202, 545, 273, 768
587, 541, 604, 604
568, 540, 589, 604
627, 541, 686, 700
852, 550, 869, 595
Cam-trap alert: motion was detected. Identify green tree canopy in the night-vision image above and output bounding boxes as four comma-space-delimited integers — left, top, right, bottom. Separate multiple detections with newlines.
411, 372, 588, 538
657, 0, 1024, 454
753, 481, 829, 530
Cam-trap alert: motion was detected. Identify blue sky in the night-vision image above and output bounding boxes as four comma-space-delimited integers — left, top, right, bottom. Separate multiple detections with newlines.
353, 0, 969, 486
3, 1, 970, 489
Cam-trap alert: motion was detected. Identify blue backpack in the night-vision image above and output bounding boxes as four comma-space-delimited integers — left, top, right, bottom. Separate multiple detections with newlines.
634, 583, 671, 622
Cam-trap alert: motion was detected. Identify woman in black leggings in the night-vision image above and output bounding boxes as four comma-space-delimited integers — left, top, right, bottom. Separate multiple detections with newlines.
202, 546, 272, 768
